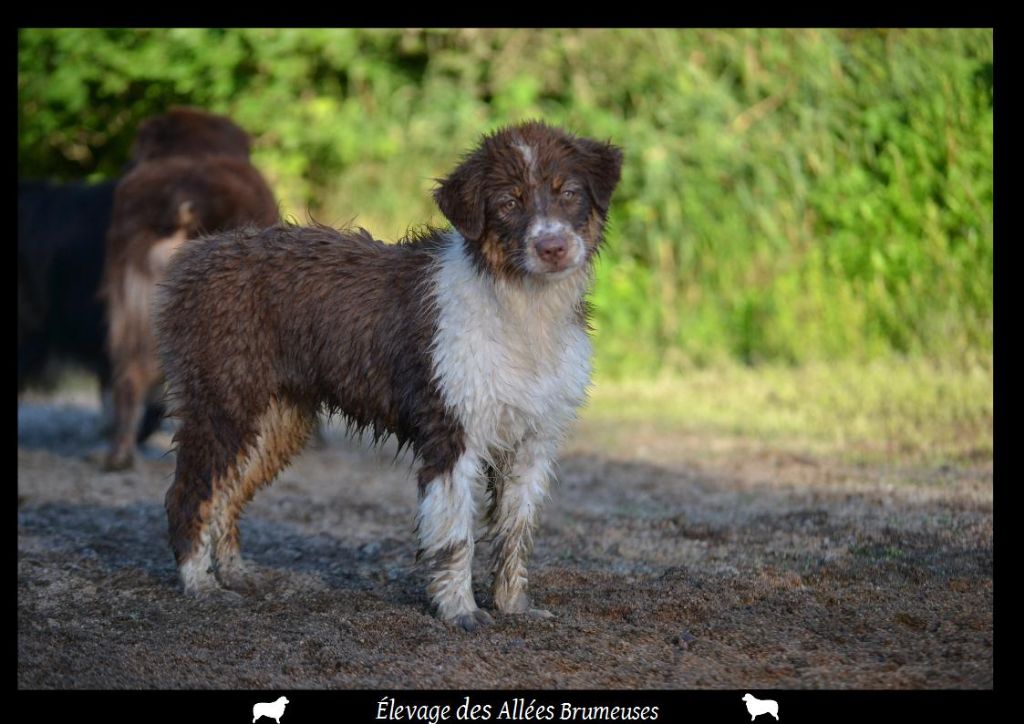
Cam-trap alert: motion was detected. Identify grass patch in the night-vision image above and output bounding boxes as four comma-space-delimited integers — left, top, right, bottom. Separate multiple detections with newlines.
584, 356, 992, 466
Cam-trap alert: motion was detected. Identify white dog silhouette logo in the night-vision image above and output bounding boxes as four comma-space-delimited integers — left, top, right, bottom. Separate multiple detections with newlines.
253, 696, 289, 723
741, 693, 779, 720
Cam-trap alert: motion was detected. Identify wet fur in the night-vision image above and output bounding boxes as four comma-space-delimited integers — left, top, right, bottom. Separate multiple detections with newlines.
156, 121, 622, 629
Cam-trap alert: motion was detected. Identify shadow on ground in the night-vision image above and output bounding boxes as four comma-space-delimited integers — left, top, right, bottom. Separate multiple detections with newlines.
17, 395, 992, 688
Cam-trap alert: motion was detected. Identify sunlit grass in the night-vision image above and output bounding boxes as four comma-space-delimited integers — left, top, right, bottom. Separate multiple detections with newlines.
583, 356, 993, 466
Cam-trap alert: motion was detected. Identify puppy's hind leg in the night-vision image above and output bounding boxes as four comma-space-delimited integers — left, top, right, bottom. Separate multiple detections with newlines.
165, 420, 229, 599
212, 399, 315, 592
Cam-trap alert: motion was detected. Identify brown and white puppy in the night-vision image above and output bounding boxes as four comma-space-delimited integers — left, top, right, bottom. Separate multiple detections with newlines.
101, 109, 279, 470
156, 121, 622, 630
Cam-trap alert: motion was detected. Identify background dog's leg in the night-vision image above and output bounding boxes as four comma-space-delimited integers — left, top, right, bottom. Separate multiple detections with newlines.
105, 339, 159, 470
416, 451, 491, 632
487, 436, 557, 618
213, 399, 314, 591
103, 248, 170, 469
104, 232, 186, 469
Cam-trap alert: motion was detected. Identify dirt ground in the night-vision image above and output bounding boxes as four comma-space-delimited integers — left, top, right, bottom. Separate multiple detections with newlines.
17, 390, 992, 689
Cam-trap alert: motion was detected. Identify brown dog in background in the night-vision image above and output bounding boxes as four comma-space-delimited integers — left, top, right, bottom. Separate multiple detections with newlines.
101, 108, 279, 470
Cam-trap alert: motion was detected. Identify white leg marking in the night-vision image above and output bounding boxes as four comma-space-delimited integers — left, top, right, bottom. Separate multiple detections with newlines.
179, 527, 218, 594
417, 451, 488, 626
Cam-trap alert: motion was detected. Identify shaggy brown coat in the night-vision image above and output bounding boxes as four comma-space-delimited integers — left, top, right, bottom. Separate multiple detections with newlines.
156, 121, 622, 629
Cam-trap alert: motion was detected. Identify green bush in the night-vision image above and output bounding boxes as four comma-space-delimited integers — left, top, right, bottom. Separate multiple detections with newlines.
18, 28, 993, 376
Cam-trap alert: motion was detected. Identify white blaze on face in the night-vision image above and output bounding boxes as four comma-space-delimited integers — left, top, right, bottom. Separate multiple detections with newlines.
512, 136, 586, 276
513, 140, 537, 185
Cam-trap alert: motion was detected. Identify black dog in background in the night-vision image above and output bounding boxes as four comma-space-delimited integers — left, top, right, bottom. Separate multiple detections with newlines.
18, 178, 163, 442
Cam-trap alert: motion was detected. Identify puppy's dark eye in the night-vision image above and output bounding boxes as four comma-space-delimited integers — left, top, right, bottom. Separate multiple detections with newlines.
503, 199, 519, 212
561, 189, 576, 200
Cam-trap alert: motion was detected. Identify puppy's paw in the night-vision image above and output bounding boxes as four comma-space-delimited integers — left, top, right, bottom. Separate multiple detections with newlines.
216, 562, 273, 594
448, 608, 494, 633
182, 565, 244, 605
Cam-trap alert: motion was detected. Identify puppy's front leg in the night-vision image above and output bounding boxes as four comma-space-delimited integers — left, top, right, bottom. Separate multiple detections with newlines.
487, 436, 557, 619
417, 451, 492, 632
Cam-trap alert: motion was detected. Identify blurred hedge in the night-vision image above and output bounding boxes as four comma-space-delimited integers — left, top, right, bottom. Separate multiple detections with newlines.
18, 28, 993, 375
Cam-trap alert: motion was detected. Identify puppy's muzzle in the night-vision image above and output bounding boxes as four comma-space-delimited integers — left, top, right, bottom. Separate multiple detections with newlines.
534, 235, 569, 268
532, 235, 586, 275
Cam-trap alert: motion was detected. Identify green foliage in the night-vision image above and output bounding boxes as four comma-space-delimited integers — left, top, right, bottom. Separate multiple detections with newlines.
18, 29, 993, 375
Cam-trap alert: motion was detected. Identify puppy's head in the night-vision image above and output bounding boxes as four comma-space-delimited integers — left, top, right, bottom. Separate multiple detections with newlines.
435, 121, 622, 281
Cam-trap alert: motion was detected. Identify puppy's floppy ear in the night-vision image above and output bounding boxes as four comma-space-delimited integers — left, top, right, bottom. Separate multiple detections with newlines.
434, 155, 486, 241
574, 137, 624, 214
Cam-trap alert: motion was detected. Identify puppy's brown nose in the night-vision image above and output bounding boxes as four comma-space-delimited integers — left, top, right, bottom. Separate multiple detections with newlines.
535, 236, 568, 264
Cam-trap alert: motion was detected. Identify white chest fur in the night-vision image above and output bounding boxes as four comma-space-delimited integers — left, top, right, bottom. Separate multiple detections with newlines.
429, 234, 592, 455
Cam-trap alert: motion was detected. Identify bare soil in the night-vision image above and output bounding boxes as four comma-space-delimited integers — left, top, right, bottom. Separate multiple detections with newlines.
17, 391, 992, 689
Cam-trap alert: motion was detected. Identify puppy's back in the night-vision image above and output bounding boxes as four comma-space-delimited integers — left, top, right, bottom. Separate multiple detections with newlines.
157, 224, 444, 445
